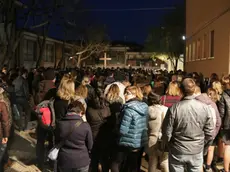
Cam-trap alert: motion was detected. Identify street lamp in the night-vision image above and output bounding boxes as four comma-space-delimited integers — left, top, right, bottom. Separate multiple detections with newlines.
182, 36, 186, 40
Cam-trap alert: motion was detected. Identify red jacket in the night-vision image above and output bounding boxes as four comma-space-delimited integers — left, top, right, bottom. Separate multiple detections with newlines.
161, 95, 181, 107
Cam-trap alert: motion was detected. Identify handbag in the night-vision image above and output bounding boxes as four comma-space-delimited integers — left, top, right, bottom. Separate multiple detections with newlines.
48, 120, 82, 161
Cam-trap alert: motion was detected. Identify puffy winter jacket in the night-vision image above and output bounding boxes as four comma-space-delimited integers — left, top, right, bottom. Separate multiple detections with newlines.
119, 99, 148, 148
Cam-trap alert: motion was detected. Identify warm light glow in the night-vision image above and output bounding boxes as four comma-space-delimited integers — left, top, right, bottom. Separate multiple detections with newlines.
182, 36, 186, 40
69, 57, 73, 60
155, 63, 158, 66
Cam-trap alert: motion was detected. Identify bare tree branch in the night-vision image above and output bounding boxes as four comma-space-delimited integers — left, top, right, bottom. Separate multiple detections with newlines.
30, 20, 49, 29
14, 0, 28, 8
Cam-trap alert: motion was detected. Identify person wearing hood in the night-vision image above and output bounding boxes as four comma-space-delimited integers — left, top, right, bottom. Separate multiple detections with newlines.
111, 86, 148, 172
195, 86, 221, 172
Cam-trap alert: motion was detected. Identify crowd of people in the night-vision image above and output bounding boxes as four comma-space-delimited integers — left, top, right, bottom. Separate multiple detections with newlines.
0, 66, 229, 172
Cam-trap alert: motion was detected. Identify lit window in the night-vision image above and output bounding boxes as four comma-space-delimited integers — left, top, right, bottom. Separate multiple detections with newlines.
197, 39, 201, 60
189, 44, 192, 61
186, 46, 189, 62
192, 42, 196, 60
203, 34, 207, 59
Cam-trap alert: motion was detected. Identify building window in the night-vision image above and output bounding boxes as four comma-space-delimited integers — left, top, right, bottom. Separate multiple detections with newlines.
189, 44, 192, 61
210, 30, 215, 57
44, 44, 55, 62
23, 39, 37, 61
186, 46, 188, 62
192, 42, 196, 60
197, 39, 201, 60
203, 34, 207, 59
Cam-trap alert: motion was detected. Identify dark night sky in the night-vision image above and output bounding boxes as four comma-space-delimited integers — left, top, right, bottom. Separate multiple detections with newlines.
18, 0, 184, 44
85, 0, 184, 43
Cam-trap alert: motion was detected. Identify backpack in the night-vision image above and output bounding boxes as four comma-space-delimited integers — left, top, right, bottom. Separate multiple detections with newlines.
35, 99, 56, 129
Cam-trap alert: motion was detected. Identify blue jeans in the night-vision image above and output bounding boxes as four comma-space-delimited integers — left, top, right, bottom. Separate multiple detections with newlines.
57, 165, 89, 172
169, 152, 203, 172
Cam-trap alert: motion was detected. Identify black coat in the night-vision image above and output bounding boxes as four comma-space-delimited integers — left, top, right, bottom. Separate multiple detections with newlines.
55, 113, 93, 168
218, 90, 230, 130
54, 96, 68, 120
86, 104, 112, 149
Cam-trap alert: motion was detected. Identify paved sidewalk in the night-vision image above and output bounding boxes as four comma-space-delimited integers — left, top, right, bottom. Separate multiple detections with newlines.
6, 121, 40, 172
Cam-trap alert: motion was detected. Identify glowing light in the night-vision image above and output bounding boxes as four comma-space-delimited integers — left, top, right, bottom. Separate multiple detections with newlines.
182, 36, 186, 40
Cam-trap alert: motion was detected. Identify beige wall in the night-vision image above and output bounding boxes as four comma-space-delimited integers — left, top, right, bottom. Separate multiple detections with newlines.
185, 0, 230, 77
186, 0, 230, 36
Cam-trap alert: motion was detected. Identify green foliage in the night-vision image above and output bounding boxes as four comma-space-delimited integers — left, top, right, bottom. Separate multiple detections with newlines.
144, 2, 185, 70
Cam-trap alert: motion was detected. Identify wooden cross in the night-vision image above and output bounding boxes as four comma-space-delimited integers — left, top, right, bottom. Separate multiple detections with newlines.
99, 52, 111, 68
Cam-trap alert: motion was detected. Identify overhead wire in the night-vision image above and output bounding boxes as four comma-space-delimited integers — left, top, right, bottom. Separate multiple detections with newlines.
77, 7, 176, 12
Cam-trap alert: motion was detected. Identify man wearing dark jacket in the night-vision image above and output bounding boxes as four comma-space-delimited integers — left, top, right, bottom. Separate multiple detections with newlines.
162, 78, 214, 172
13, 69, 31, 130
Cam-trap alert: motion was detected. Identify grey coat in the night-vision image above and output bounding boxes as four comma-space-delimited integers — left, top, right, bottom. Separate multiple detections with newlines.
148, 105, 168, 155
162, 95, 214, 155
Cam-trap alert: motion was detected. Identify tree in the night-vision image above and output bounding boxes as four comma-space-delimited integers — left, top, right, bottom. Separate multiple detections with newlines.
1, 0, 61, 67
1, 0, 31, 67
32, 0, 60, 68
68, 25, 109, 67
145, 2, 185, 71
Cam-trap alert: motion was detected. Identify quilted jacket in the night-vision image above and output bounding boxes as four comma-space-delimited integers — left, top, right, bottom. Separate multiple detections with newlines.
119, 99, 148, 148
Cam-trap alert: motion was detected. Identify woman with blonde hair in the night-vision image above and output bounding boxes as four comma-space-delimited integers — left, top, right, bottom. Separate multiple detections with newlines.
111, 86, 148, 172
37, 73, 76, 170
105, 84, 123, 167
195, 87, 221, 172
81, 76, 96, 103
161, 81, 182, 107
212, 81, 223, 101
55, 74, 76, 120
106, 84, 123, 104
75, 84, 88, 121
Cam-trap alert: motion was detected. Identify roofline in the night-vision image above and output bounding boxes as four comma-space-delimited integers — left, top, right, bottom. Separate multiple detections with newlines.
22, 31, 74, 47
